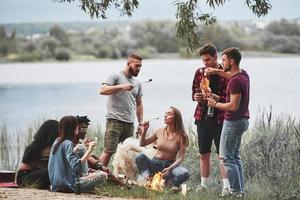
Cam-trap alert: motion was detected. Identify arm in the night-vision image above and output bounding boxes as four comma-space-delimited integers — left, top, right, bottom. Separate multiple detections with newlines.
170, 141, 186, 169
205, 68, 232, 80
208, 93, 241, 112
100, 83, 133, 95
139, 123, 157, 147
192, 69, 206, 104
192, 69, 200, 101
162, 139, 187, 177
80, 141, 96, 162
136, 96, 143, 125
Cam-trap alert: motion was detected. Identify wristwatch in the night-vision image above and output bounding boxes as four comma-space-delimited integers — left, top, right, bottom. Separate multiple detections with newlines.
95, 161, 103, 170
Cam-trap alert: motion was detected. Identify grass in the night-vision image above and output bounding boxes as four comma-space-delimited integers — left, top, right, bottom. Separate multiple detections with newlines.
1, 108, 299, 199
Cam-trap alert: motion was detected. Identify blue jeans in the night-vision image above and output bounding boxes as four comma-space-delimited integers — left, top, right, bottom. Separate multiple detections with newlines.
75, 144, 107, 192
220, 118, 249, 193
135, 153, 190, 187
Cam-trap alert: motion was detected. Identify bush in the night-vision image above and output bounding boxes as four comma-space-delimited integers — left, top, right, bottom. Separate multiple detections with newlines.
54, 48, 71, 61
242, 108, 300, 199
6, 52, 42, 62
135, 46, 157, 58
42, 37, 60, 56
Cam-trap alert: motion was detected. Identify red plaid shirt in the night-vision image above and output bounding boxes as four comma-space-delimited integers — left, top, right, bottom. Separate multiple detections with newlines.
192, 65, 228, 124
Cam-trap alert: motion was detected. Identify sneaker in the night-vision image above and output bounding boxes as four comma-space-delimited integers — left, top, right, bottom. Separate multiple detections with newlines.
170, 186, 181, 192
196, 185, 207, 192
232, 192, 243, 199
220, 188, 231, 197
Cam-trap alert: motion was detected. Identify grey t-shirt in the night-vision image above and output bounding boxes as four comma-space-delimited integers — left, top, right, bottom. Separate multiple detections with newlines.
103, 71, 143, 123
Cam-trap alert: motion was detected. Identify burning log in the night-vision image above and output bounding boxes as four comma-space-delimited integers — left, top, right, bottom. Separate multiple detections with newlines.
145, 172, 165, 192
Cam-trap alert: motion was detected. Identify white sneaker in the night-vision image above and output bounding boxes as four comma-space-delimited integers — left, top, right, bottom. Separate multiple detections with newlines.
170, 186, 181, 192
232, 192, 243, 199
220, 187, 231, 197
196, 185, 207, 192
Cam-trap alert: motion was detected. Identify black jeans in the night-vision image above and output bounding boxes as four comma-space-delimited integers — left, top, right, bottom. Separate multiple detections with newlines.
16, 168, 50, 189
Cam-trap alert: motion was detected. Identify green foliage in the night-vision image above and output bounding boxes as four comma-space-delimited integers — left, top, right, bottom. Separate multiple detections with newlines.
0, 26, 7, 39
49, 25, 70, 47
1, 18, 300, 62
54, 47, 71, 61
131, 21, 179, 53
57, 0, 272, 51
42, 37, 60, 56
266, 19, 300, 36
245, 0, 272, 17
1, 108, 299, 199
7, 52, 42, 62
0, 25, 17, 56
242, 108, 300, 199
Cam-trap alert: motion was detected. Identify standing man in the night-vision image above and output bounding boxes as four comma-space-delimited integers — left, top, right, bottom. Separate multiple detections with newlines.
208, 47, 250, 198
99, 53, 144, 167
192, 44, 229, 192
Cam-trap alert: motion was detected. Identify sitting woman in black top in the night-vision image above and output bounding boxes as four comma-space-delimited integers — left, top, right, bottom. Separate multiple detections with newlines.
16, 120, 59, 189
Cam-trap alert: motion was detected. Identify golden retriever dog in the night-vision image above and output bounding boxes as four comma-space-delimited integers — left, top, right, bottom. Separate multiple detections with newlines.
112, 136, 157, 183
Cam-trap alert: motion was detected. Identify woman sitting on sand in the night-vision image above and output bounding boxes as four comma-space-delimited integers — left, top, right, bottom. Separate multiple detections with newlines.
48, 115, 107, 193
135, 106, 190, 191
16, 119, 59, 189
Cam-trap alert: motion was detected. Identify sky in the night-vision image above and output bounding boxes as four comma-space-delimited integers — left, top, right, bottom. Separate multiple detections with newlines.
0, 0, 299, 23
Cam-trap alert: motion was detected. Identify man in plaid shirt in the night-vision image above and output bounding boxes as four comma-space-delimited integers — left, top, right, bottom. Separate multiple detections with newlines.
192, 44, 229, 193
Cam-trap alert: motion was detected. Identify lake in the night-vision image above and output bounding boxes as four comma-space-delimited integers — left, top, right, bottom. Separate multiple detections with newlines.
1, 57, 300, 135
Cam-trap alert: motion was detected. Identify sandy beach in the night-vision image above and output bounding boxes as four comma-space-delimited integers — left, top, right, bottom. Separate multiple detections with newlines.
0, 187, 135, 200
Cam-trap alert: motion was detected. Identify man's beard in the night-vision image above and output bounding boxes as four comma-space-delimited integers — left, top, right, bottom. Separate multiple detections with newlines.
224, 64, 232, 72
129, 66, 139, 77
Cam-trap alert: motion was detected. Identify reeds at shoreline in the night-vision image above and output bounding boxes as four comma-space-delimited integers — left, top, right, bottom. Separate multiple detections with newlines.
1, 108, 299, 199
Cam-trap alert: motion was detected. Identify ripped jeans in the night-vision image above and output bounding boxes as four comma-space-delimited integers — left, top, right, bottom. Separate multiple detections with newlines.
219, 118, 249, 193
74, 144, 107, 192
135, 153, 190, 187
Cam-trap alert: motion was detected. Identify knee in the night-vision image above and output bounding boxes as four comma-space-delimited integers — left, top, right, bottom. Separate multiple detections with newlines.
199, 153, 210, 161
135, 152, 146, 164
182, 170, 190, 181
173, 168, 190, 182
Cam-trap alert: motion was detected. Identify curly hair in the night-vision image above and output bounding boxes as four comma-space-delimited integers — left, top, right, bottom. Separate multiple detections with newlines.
22, 120, 59, 164
76, 115, 90, 125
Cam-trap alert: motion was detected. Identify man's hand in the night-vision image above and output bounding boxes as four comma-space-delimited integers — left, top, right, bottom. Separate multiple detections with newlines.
137, 121, 149, 136
194, 92, 206, 104
209, 93, 220, 101
205, 67, 221, 75
207, 98, 217, 107
121, 83, 134, 91
87, 141, 96, 151
100, 165, 110, 173
82, 137, 92, 146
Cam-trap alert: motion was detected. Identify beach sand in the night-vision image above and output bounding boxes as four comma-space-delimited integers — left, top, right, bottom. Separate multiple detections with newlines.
0, 187, 135, 200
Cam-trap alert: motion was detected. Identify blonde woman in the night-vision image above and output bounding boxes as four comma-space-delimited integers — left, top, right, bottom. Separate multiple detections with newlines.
135, 107, 190, 190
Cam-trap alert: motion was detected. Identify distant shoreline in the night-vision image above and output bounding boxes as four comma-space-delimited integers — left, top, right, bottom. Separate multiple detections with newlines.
0, 51, 299, 64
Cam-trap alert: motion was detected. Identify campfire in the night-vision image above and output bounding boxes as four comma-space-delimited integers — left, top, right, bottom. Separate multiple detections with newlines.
145, 172, 165, 192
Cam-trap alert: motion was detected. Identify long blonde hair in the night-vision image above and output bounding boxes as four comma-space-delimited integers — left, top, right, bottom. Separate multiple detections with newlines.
169, 106, 189, 147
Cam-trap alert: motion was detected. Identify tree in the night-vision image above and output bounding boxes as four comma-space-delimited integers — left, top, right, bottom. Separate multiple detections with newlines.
57, 0, 271, 50
49, 25, 70, 47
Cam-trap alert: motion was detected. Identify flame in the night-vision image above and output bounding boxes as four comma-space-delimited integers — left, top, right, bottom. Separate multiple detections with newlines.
145, 172, 165, 192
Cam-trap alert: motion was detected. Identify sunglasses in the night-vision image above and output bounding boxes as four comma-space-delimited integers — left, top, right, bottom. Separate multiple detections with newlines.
80, 128, 88, 132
